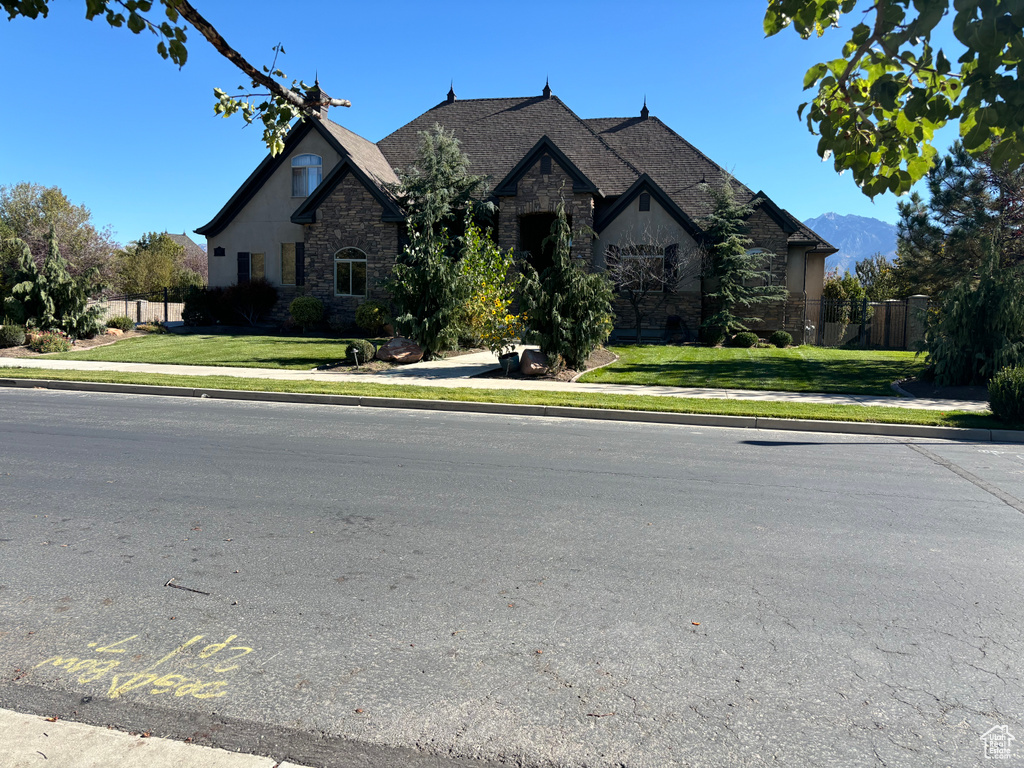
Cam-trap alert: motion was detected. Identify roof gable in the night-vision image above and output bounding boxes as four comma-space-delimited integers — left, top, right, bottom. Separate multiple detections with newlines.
377, 95, 638, 198
593, 174, 701, 237
196, 118, 399, 237
291, 159, 404, 224
492, 136, 599, 197
196, 120, 315, 236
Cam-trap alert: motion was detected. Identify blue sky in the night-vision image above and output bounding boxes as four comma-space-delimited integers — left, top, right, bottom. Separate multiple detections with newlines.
0, 1, 960, 246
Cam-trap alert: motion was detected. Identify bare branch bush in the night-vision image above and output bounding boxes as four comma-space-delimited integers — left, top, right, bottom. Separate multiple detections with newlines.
603, 224, 703, 343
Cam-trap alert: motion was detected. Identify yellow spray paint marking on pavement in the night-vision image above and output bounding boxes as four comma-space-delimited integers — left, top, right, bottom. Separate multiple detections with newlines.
33, 632, 255, 700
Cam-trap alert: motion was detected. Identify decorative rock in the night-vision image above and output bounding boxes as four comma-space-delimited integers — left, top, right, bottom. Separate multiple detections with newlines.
104, 328, 124, 336
520, 348, 549, 376
376, 337, 423, 364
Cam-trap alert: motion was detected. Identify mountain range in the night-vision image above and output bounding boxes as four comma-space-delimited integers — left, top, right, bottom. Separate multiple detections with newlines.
802, 212, 898, 275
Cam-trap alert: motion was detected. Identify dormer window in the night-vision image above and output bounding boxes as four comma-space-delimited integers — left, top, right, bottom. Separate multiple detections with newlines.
292, 154, 322, 197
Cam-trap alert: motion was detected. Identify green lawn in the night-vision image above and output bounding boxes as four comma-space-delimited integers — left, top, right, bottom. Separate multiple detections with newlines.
48, 333, 374, 370
580, 345, 928, 396
0, 367, 995, 430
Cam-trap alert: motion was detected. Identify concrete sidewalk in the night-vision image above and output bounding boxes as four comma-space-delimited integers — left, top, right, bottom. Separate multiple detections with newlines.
0, 353, 989, 412
0, 708, 295, 768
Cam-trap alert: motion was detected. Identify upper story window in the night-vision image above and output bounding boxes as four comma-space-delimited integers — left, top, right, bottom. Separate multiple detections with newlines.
540, 155, 552, 175
638, 192, 651, 212
292, 154, 322, 197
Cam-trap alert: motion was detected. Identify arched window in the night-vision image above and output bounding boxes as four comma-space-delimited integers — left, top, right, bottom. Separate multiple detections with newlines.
292, 154, 322, 197
335, 247, 367, 296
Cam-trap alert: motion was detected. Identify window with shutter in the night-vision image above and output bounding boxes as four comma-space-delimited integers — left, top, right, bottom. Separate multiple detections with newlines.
237, 252, 250, 284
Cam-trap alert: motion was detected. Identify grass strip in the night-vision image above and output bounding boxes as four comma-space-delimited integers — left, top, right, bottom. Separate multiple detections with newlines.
46, 333, 382, 371
0, 366, 996, 430
582, 345, 928, 396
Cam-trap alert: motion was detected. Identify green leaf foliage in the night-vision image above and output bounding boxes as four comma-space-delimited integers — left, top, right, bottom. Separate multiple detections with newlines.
988, 366, 1024, 425
520, 202, 614, 370
766, 0, 1024, 196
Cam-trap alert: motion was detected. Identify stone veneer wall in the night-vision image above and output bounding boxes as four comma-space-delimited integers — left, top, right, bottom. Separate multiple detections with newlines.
496, 156, 595, 262
301, 172, 399, 324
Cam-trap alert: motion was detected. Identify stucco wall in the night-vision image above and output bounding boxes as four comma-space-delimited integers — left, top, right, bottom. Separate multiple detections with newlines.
205, 130, 342, 287
593, 194, 701, 291
805, 252, 826, 302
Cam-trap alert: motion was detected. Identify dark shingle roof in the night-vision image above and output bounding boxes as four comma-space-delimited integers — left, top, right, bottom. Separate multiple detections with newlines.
378, 96, 639, 196
321, 120, 399, 189
584, 116, 754, 220
165, 232, 205, 260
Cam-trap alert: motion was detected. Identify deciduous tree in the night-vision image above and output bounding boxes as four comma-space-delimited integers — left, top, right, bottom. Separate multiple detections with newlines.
766, 0, 1024, 196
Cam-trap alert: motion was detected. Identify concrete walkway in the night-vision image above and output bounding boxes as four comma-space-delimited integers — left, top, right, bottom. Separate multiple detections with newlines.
0, 707, 296, 768
0, 351, 988, 412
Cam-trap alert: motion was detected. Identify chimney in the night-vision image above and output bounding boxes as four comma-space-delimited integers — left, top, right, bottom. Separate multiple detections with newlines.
305, 76, 330, 120
447, 82, 456, 104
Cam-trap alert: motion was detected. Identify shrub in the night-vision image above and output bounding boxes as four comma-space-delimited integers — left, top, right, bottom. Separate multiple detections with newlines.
327, 314, 350, 335
106, 315, 135, 331
701, 327, 725, 347
989, 367, 1024, 424
769, 330, 792, 348
137, 323, 167, 334
925, 253, 1024, 385
28, 329, 72, 353
182, 286, 218, 326
223, 278, 278, 326
0, 324, 26, 348
289, 296, 324, 332
355, 300, 392, 336
731, 331, 759, 348
345, 339, 376, 365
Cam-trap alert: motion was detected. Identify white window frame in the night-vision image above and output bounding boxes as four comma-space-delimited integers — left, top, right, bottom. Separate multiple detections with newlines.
746, 247, 774, 286
334, 248, 368, 297
291, 154, 322, 197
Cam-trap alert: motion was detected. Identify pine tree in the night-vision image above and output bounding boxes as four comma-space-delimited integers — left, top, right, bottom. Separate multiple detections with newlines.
520, 202, 614, 370
3, 227, 102, 337
701, 185, 788, 336
384, 226, 468, 358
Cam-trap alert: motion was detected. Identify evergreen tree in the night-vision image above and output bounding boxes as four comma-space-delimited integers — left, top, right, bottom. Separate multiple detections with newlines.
3, 227, 102, 337
700, 185, 787, 335
391, 124, 490, 237
520, 202, 614, 370
384, 226, 468, 358
925, 247, 1024, 385
894, 141, 1024, 297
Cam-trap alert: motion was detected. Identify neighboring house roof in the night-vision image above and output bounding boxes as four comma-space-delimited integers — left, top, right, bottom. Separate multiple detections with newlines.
165, 232, 205, 261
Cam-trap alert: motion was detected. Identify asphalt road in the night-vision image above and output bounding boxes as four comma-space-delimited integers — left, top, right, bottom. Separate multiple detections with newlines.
0, 388, 1022, 767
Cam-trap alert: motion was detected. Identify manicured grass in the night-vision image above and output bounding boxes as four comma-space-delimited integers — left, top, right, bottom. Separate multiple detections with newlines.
47, 333, 376, 371
0, 367, 996, 430
580, 345, 928, 396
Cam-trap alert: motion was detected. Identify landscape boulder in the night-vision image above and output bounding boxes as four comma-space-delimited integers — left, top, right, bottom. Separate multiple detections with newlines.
376, 337, 424, 364
520, 348, 549, 377
104, 328, 124, 337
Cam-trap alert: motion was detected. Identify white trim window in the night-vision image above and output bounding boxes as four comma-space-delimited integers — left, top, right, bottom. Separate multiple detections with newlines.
292, 154, 322, 197
334, 248, 367, 296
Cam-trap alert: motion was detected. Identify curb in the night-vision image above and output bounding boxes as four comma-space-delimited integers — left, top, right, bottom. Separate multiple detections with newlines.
2, 376, 1021, 443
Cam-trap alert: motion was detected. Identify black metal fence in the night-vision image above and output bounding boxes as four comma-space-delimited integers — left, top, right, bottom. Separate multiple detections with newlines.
88, 288, 186, 325
804, 297, 912, 350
